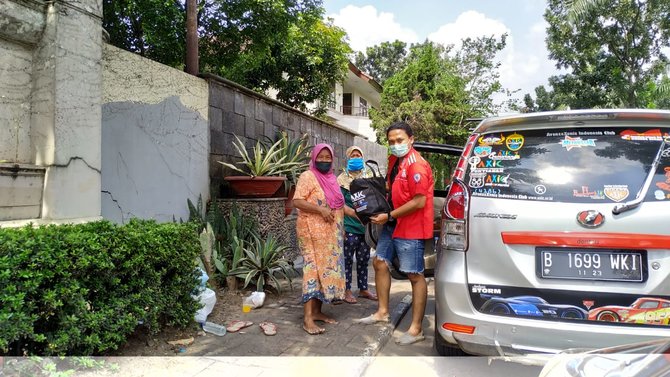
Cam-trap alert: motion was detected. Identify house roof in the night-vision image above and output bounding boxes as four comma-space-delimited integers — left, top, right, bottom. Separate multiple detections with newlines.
348, 62, 383, 93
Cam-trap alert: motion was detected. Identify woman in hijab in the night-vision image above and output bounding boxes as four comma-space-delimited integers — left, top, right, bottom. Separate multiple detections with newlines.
293, 143, 356, 335
337, 146, 378, 304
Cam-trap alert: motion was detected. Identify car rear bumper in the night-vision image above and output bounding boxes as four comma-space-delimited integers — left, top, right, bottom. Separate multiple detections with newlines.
434, 252, 670, 356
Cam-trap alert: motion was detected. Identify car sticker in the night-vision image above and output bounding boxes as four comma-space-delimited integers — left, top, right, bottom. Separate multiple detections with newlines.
468, 284, 670, 327
478, 134, 505, 146
654, 190, 666, 200
559, 135, 597, 151
603, 184, 629, 202
473, 146, 492, 157
471, 187, 500, 197
485, 173, 510, 187
469, 171, 486, 188
488, 151, 520, 160
505, 133, 525, 151
620, 129, 669, 141
572, 186, 605, 200
656, 167, 670, 192
547, 130, 614, 137
471, 157, 504, 173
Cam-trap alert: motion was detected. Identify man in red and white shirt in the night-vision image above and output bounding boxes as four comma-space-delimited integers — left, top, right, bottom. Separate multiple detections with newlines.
356, 121, 434, 346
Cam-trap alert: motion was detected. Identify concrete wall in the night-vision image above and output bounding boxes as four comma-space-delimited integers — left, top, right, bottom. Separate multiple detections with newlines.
204, 74, 387, 198
0, 0, 103, 224
0, 42, 32, 163
102, 44, 209, 223
0, 0, 44, 164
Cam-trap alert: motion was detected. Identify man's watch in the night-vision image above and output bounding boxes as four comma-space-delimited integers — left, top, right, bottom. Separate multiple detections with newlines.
387, 211, 395, 222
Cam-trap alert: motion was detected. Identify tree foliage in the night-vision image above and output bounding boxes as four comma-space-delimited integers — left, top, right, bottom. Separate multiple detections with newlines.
354, 40, 408, 85
534, 0, 670, 109
103, 0, 351, 112
369, 37, 510, 146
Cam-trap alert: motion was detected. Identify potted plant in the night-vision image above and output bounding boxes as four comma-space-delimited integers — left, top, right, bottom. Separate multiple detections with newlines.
218, 135, 301, 198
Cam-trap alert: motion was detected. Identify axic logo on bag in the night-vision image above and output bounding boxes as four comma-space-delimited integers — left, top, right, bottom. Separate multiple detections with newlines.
351, 191, 368, 212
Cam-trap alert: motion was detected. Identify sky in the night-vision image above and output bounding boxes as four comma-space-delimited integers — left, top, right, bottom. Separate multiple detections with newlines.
323, 0, 564, 105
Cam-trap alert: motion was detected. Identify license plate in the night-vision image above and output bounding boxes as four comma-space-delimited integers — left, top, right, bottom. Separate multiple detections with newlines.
536, 248, 646, 282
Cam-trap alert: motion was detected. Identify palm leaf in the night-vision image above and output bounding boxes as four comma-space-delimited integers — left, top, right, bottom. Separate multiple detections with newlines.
567, 0, 607, 23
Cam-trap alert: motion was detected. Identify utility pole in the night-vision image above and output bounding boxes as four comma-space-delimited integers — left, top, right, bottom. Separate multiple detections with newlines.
185, 0, 198, 75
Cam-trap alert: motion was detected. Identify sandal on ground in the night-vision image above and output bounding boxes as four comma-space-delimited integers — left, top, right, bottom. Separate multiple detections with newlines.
344, 292, 358, 304
227, 320, 253, 333
259, 321, 277, 336
358, 291, 378, 301
354, 314, 390, 325
395, 331, 425, 345
302, 325, 325, 335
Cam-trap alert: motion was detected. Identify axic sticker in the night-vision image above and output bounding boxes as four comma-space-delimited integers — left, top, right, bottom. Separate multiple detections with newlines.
603, 185, 629, 202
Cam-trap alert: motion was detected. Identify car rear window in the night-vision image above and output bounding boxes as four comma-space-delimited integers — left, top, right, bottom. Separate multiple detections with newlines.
465, 127, 670, 203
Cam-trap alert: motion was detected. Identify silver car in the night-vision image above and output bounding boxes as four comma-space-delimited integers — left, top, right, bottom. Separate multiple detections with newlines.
435, 109, 670, 356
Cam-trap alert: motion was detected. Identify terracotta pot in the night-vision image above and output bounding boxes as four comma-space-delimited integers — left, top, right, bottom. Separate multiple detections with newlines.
224, 176, 286, 198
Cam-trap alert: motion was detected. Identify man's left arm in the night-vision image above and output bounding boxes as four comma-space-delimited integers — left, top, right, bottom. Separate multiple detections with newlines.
370, 163, 431, 224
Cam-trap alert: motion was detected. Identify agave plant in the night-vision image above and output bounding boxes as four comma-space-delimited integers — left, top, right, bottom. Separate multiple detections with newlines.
273, 131, 312, 187
218, 135, 301, 177
228, 235, 295, 293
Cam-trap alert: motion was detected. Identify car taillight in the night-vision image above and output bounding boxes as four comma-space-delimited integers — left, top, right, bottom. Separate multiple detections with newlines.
453, 134, 478, 181
441, 179, 469, 252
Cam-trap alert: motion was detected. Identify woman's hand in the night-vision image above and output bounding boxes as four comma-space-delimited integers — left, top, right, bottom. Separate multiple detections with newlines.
320, 206, 335, 223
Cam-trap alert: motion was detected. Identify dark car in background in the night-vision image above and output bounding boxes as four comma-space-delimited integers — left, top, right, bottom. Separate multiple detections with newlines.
365, 141, 463, 279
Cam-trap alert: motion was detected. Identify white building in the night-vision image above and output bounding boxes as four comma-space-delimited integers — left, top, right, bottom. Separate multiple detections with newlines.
325, 62, 382, 142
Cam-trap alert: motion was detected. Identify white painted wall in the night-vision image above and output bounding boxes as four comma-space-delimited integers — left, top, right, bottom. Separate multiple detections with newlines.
102, 44, 209, 223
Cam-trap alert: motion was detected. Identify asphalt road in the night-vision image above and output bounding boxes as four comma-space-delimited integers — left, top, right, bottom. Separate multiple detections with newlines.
371, 278, 544, 377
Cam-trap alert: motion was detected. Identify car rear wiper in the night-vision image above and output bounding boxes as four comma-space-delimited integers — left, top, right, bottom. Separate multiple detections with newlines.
612, 138, 669, 215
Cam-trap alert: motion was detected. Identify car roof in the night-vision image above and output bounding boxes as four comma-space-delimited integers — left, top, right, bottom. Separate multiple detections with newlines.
475, 109, 670, 134
413, 141, 463, 155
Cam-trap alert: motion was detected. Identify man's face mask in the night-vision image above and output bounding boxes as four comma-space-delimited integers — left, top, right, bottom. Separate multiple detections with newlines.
389, 142, 410, 157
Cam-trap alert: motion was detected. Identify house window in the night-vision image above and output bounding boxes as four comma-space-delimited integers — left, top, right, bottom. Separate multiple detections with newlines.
358, 97, 368, 116
342, 93, 352, 115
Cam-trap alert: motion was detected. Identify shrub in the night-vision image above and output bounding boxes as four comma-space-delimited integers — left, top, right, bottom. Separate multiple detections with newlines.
0, 219, 200, 356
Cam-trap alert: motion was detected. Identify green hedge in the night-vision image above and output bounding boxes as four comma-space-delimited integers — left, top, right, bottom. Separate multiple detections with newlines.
0, 219, 201, 356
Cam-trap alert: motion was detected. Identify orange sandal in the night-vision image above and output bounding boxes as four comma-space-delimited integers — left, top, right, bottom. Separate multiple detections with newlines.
259, 321, 277, 336
227, 320, 253, 333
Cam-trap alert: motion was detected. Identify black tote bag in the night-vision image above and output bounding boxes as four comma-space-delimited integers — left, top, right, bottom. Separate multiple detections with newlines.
349, 160, 391, 225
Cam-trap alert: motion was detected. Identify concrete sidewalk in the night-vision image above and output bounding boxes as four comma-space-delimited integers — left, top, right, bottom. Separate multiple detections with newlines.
184, 263, 413, 357
54, 265, 417, 376
1, 266, 417, 377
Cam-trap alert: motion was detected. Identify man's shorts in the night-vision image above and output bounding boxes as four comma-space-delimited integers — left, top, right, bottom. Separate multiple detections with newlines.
374, 222, 425, 274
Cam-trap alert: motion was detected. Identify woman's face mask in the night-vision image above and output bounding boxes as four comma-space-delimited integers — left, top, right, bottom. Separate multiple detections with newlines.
347, 157, 364, 171
315, 161, 332, 173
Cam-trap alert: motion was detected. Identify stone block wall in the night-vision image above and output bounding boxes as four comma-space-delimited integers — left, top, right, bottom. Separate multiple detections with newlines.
203, 74, 387, 198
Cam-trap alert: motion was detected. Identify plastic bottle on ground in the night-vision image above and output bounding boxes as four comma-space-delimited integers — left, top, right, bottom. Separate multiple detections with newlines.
202, 321, 227, 336
242, 296, 253, 312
